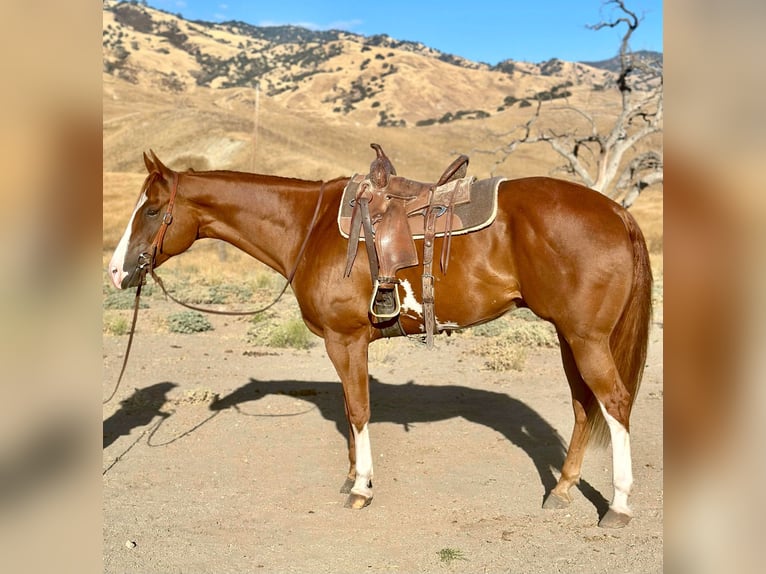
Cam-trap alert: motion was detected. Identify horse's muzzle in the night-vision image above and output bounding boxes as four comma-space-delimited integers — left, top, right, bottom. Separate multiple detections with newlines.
117, 252, 152, 289
111, 256, 148, 289
117, 265, 144, 289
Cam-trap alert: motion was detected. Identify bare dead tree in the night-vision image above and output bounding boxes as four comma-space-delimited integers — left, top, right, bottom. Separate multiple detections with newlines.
484, 0, 662, 207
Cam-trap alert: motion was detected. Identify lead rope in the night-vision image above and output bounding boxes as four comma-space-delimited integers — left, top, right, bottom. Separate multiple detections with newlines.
103, 280, 144, 404
103, 180, 326, 404
148, 266, 293, 317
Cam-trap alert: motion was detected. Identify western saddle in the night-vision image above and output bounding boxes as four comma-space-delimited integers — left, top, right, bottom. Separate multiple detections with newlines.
342, 143, 478, 347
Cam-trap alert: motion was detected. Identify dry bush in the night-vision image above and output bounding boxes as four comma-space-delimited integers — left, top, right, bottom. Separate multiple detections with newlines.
469, 310, 558, 371
477, 338, 529, 372
103, 311, 130, 336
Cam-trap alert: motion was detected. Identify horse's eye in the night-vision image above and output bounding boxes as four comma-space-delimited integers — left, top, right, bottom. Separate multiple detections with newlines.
146, 208, 160, 218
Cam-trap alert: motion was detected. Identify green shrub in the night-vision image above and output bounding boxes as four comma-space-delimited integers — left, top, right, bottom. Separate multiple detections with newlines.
247, 316, 314, 349
167, 311, 213, 334
103, 288, 150, 310
267, 319, 314, 349
469, 319, 509, 338
183, 283, 254, 305
438, 548, 468, 564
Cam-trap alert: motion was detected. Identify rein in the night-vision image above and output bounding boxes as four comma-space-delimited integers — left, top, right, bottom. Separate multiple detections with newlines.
103, 280, 144, 404
147, 176, 326, 317
104, 175, 326, 404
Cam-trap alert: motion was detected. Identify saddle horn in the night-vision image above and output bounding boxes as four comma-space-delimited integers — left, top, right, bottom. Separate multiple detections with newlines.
369, 143, 397, 189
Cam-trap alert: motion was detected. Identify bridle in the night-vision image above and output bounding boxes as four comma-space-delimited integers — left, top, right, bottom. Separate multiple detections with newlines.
137, 170, 179, 275
105, 172, 326, 403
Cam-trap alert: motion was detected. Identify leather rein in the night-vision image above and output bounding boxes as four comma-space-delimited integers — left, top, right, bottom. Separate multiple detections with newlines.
105, 172, 326, 404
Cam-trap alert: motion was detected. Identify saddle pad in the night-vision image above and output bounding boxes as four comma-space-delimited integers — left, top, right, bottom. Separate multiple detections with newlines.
338, 175, 506, 240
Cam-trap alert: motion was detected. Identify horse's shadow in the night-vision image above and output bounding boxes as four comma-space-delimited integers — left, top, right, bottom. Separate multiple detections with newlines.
103, 382, 177, 449
208, 376, 609, 514
103, 376, 608, 514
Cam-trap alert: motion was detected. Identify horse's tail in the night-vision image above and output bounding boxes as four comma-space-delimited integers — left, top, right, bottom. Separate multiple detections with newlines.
588, 208, 654, 447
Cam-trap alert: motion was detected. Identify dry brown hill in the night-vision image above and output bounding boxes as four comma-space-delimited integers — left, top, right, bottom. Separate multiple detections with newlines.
102, 0, 662, 250
102, 1, 626, 128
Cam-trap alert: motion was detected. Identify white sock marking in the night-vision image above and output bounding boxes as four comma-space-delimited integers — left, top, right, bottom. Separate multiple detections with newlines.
598, 401, 633, 516
351, 423, 374, 497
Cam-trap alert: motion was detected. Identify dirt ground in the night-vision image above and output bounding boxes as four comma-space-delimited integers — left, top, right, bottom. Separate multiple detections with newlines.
102, 296, 663, 574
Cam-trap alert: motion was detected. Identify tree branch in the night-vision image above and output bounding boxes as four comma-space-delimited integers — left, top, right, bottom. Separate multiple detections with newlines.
474, 1, 662, 204
615, 151, 663, 207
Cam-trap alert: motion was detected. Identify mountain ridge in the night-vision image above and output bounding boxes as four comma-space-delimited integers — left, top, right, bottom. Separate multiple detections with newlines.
103, 1, 660, 128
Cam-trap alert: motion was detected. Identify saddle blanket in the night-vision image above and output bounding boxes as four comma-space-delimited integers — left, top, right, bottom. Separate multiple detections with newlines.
337, 175, 507, 240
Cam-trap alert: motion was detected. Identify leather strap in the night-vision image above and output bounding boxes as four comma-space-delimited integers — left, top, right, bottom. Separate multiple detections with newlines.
440, 200, 456, 275
360, 198, 379, 283
422, 206, 439, 348
344, 184, 379, 284
344, 193, 364, 277
151, 171, 179, 257
103, 279, 144, 404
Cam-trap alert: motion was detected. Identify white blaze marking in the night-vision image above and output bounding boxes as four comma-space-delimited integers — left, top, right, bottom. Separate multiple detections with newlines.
108, 193, 148, 289
598, 400, 633, 516
400, 279, 423, 316
351, 423, 373, 497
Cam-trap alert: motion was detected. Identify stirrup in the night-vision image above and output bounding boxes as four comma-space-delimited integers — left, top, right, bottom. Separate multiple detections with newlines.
368, 279, 401, 320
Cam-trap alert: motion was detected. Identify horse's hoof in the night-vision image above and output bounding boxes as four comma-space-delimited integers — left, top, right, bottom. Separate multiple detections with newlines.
542, 491, 571, 510
344, 492, 372, 509
339, 477, 355, 494
598, 509, 632, 528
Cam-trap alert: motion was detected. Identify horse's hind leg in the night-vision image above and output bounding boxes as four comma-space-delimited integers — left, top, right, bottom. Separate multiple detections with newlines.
543, 333, 593, 510
567, 335, 634, 528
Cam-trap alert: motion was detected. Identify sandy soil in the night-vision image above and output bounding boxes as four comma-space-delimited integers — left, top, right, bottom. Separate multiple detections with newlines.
103, 297, 663, 573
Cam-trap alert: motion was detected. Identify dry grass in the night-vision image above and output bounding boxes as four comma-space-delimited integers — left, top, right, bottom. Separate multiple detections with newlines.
102, 81, 662, 258
467, 310, 559, 371
368, 338, 397, 366
476, 338, 529, 372
630, 187, 663, 255
103, 311, 130, 336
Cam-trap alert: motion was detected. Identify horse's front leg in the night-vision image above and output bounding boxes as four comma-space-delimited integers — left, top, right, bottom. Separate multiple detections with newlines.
324, 330, 374, 509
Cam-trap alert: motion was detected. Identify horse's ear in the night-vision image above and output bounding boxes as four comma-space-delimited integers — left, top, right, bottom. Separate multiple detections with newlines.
149, 149, 174, 181
143, 151, 156, 173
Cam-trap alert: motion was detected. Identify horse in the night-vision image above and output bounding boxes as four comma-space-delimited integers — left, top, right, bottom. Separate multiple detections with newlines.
108, 150, 652, 528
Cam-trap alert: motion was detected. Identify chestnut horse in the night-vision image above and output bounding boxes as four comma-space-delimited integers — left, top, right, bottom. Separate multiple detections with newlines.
108, 151, 652, 528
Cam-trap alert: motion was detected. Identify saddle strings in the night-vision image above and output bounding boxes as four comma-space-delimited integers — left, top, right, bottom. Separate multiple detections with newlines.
104, 179, 326, 404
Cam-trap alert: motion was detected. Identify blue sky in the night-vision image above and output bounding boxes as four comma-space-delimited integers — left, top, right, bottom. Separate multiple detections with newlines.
146, 1, 663, 64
